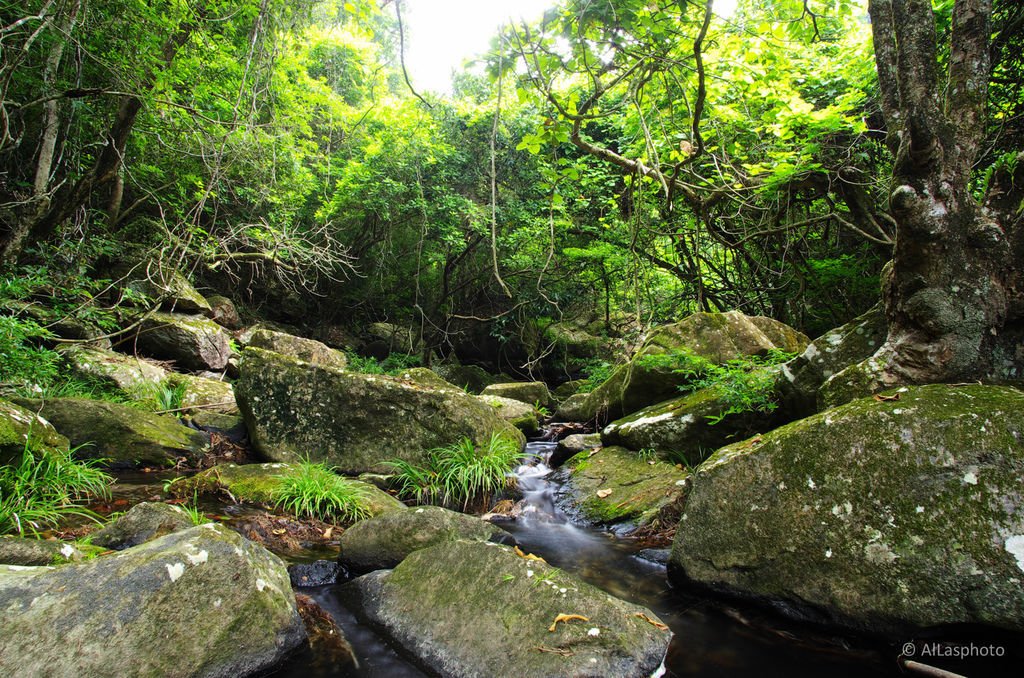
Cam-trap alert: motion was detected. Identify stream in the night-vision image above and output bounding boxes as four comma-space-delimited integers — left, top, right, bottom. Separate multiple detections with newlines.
271, 440, 900, 677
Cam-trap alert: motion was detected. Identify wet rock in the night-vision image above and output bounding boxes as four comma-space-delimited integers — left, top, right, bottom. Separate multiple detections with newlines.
172, 373, 238, 415
0, 536, 96, 566
0, 524, 305, 677
248, 329, 347, 369
556, 446, 689, 529
206, 295, 242, 330
636, 548, 671, 566
295, 593, 357, 668
13, 397, 209, 469
235, 347, 524, 473
58, 345, 167, 393
289, 560, 344, 588
133, 311, 233, 370
432, 363, 498, 394
339, 506, 504, 573
670, 384, 1024, 633
89, 502, 197, 550
348, 540, 671, 677
1, 398, 69, 464
480, 381, 552, 408
550, 433, 602, 468
189, 411, 246, 440
476, 395, 540, 435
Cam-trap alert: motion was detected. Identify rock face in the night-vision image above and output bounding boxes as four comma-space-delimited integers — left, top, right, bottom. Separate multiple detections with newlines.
476, 395, 540, 434
670, 384, 1024, 633
134, 312, 233, 370
349, 540, 671, 678
58, 345, 167, 392
777, 304, 887, 417
569, 311, 808, 423
1, 398, 69, 463
14, 397, 209, 468
236, 347, 524, 473
248, 329, 347, 369
0, 524, 305, 677
339, 506, 505, 573
89, 502, 197, 550
556, 446, 689, 528
480, 381, 552, 407
601, 384, 777, 468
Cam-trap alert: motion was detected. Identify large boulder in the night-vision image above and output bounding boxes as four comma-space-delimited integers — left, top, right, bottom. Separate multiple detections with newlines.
0, 524, 305, 677
14, 397, 209, 468
235, 347, 525, 473
480, 381, 552, 408
133, 312, 233, 371
365, 322, 419, 355
339, 506, 505, 573
172, 373, 238, 415
120, 265, 211, 316
57, 345, 167, 393
248, 329, 347, 369
205, 295, 242, 330
570, 311, 808, 423
348, 540, 671, 677
1, 398, 69, 463
776, 304, 887, 417
543, 320, 626, 362
555, 446, 689, 528
670, 384, 1024, 633
476, 395, 541, 435
89, 502, 197, 550
0, 537, 97, 566
432, 363, 498, 394
550, 433, 601, 468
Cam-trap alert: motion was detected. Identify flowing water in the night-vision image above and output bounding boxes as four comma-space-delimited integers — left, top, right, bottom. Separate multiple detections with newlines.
276, 440, 902, 677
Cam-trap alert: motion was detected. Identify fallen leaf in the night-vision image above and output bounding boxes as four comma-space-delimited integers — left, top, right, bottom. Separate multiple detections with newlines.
322, 527, 333, 539
514, 545, 547, 563
745, 436, 763, 448
633, 612, 669, 630
272, 529, 286, 535
596, 489, 613, 499
647, 460, 656, 465
536, 646, 575, 656
549, 613, 590, 632
873, 393, 901, 402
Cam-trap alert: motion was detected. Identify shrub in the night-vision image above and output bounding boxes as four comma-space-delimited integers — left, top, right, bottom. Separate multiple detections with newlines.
678, 349, 796, 424
271, 459, 371, 524
574, 358, 614, 394
0, 315, 61, 394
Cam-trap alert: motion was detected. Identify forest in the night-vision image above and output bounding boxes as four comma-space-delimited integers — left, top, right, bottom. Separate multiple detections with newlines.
1, 1, 1023, 677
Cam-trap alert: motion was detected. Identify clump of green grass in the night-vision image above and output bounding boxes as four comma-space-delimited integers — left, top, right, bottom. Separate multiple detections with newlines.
0, 442, 112, 536
386, 433, 522, 512
677, 348, 795, 424
271, 459, 371, 524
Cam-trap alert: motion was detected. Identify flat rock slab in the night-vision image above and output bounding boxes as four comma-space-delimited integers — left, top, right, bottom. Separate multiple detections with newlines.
349, 540, 671, 677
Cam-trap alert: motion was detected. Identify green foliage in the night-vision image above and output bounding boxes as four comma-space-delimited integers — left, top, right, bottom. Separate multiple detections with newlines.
0, 442, 112, 536
344, 351, 422, 375
271, 459, 371, 524
386, 433, 522, 512
678, 349, 796, 424
126, 379, 187, 414
575, 358, 614, 394
0, 316, 60, 393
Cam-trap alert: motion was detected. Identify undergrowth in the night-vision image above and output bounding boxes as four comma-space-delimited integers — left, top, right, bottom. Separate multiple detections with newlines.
344, 351, 422, 376
674, 348, 796, 423
271, 459, 371, 524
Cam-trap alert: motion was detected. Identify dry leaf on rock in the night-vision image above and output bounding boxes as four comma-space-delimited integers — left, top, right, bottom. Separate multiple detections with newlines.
548, 613, 590, 632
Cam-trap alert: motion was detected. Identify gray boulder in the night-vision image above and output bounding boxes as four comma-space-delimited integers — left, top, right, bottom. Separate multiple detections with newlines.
339, 506, 505, 573
670, 384, 1024, 633
0, 524, 305, 677
173, 373, 238, 415
235, 347, 524, 473
432, 363, 498, 394
206, 295, 242, 329
58, 345, 167, 393
550, 433, 602, 468
248, 328, 347, 369
133, 312, 233, 370
349, 540, 671, 677
0, 537, 96, 566
123, 267, 212, 316
1, 398, 69, 463
90, 502, 197, 550
480, 381, 552, 408
476, 394, 541, 435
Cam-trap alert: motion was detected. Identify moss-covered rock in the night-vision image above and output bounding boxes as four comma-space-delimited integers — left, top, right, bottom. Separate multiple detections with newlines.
123, 268, 212, 316
0, 398, 69, 464
776, 304, 887, 417
365, 322, 419, 354
58, 345, 168, 393
89, 502, 197, 550
13, 397, 209, 469
601, 384, 778, 468
339, 506, 505, 573
206, 294, 242, 329
0, 524, 304, 677
669, 384, 1024, 633
348, 540, 671, 677
553, 392, 593, 423
176, 462, 405, 518
476, 395, 540, 435
393, 367, 458, 391
552, 379, 584, 402
480, 381, 552, 407
432, 363, 498, 394
132, 311, 233, 370
235, 347, 524, 473
567, 311, 809, 423
556, 446, 690, 528
543, 321, 625, 362
171, 373, 238, 415
550, 433, 601, 468
248, 329, 347, 369
0, 536, 98, 566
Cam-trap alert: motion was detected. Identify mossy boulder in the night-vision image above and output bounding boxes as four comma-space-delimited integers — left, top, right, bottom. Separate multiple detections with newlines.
123, 268, 212, 316
0, 524, 304, 677
0, 398, 69, 463
552, 379, 584, 402
171, 373, 238, 415
543, 321, 625, 362
14, 397, 209, 469
432, 363, 498, 394
206, 295, 242, 329
480, 381, 551, 408
58, 345, 168, 393
567, 311, 808, 423
555, 446, 690, 528
348, 540, 671, 677
476, 395, 540, 435
235, 347, 524, 474
89, 502, 197, 550
553, 392, 593, 423
601, 383, 779, 468
248, 329, 347, 369
365, 322, 419, 354
0, 536, 98, 566
393, 367, 459, 391
776, 304, 887, 417
176, 462, 405, 518
339, 506, 506, 573
550, 433, 602, 468
133, 312, 233, 370
669, 384, 1024, 633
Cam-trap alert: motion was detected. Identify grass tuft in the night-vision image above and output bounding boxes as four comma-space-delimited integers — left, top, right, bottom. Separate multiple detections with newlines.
271, 459, 371, 524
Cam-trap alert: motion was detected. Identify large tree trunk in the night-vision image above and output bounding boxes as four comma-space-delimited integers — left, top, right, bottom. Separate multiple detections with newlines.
849, 0, 1022, 392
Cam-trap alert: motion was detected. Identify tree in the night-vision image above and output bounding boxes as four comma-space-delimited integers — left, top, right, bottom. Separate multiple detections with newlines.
847, 0, 1023, 390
